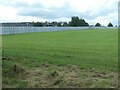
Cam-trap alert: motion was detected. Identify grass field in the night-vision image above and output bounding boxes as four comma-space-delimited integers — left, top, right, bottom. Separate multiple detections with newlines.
2, 28, 118, 88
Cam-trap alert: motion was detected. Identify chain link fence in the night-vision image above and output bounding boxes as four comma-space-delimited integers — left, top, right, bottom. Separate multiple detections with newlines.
1, 26, 94, 35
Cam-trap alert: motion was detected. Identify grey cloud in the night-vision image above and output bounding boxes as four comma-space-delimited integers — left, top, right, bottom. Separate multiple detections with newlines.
16, 1, 117, 21
17, 3, 73, 19
0, 0, 26, 7
17, 2, 97, 20
0, 0, 97, 20
0, 0, 118, 25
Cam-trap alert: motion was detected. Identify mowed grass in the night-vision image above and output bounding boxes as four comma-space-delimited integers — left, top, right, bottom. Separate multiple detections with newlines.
3, 28, 118, 71
2, 28, 118, 88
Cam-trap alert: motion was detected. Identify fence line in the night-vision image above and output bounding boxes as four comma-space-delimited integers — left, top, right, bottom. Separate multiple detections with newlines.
0, 26, 115, 35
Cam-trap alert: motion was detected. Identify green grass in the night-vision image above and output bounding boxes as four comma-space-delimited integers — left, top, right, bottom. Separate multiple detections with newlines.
2, 28, 118, 88
3, 28, 118, 71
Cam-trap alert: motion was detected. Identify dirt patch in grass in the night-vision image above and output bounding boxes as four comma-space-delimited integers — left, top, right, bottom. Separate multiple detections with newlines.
2, 62, 118, 88
14, 63, 117, 88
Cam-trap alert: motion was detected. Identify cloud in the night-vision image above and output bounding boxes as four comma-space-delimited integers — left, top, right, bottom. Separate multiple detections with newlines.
17, 2, 74, 19
87, 12, 118, 26
0, 0, 118, 25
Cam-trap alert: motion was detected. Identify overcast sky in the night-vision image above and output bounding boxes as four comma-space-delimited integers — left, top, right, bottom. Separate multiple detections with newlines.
0, 0, 118, 26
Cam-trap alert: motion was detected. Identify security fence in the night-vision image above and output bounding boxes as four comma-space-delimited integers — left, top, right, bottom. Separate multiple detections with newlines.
0, 26, 115, 35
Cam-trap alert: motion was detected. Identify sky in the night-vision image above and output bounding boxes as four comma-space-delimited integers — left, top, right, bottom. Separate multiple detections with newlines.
0, 0, 118, 26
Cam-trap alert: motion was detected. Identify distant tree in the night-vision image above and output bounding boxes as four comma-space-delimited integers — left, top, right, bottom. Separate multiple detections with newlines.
68, 21, 71, 26
95, 23, 101, 27
79, 18, 89, 26
108, 22, 113, 27
32, 16, 89, 27
70, 16, 80, 26
51, 21, 57, 26
69, 16, 89, 26
57, 22, 62, 27
33, 22, 43, 27
32, 21, 34, 26
63, 22, 68, 27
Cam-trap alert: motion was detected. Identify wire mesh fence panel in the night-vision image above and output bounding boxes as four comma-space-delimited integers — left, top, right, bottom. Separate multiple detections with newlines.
1, 26, 116, 35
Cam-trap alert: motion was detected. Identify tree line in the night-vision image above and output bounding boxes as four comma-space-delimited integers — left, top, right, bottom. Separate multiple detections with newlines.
32, 16, 114, 27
